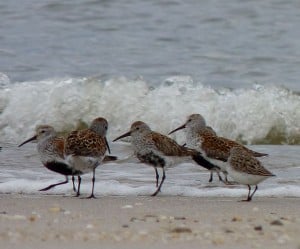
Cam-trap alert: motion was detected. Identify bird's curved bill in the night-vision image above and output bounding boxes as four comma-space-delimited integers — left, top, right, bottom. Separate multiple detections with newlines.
18, 135, 37, 147
113, 131, 131, 142
105, 137, 111, 154
168, 124, 186, 135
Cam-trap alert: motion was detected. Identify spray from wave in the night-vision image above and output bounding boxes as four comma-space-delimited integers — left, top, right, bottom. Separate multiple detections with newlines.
0, 74, 299, 144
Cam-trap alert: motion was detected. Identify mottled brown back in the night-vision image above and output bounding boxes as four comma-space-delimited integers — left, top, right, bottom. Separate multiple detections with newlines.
200, 130, 267, 161
65, 129, 107, 157
229, 148, 274, 176
150, 132, 195, 157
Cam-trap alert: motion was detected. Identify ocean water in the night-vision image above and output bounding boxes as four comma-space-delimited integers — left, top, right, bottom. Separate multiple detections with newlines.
0, 0, 300, 197
1, 141, 300, 198
1, 0, 300, 90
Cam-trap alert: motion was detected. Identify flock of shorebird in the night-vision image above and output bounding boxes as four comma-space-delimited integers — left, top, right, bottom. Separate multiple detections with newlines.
18, 114, 275, 202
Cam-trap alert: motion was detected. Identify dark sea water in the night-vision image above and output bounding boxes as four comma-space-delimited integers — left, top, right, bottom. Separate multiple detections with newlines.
0, 0, 299, 196
1, 0, 300, 90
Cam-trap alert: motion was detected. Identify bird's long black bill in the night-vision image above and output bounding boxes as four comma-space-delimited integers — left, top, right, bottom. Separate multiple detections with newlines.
112, 131, 131, 142
105, 137, 111, 154
168, 124, 186, 135
18, 135, 37, 147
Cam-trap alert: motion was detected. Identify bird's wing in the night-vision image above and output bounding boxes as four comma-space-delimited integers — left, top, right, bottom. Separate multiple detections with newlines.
150, 132, 193, 156
65, 130, 106, 157
216, 136, 268, 158
200, 134, 231, 161
230, 151, 274, 176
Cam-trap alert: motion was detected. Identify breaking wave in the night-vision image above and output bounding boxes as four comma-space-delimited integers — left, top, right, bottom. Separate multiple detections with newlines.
0, 74, 299, 144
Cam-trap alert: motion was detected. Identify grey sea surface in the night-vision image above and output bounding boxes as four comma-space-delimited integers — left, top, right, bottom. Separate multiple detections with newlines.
0, 0, 300, 90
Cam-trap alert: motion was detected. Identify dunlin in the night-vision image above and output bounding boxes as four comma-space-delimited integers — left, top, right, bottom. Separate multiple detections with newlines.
64, 117, 110, 198
169, 114, 268, 183
113, 121, 219, 196
228, 147, 275, 201
18, 125, 78, 192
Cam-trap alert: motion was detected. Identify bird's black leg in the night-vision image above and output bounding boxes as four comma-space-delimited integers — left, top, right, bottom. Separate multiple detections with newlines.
87, 169, 96, 199
213, 170, 224, 183
209, 171, 213, 182
219, 172, 224, 182
75, 176, 81, 197
223, 172, 237, 185
152, 168, 166, 197
154, 168, 159, 187
224, 173, 229, 183
72, 175, 77, 192
249, 185, 258, 201
241, 185, 252, 202
39, 176, 69, 191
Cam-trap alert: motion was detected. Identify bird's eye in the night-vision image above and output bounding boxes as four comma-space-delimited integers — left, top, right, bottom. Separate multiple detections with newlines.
188, 119, 192, 122
41, 130, 46, 133
136, 127, 140, 130
105, 126, 108, 130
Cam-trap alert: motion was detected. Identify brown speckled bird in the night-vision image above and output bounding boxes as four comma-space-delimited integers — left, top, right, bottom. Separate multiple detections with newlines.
169, 114, 268, 183
113, 121, 219, 196
228, 147, 275, 201
64, 117, 111, 198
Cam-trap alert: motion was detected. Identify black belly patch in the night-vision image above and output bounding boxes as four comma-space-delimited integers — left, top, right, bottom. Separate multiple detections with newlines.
192, 153, 221, 170
45, 161, 82, 175
138, 152, 165, 167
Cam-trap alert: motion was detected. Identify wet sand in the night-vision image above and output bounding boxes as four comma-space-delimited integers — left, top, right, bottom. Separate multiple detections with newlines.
0, 194, 299, 249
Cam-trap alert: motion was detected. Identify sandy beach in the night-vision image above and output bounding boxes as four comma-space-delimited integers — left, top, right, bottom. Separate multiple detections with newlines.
0, 194, 299, 249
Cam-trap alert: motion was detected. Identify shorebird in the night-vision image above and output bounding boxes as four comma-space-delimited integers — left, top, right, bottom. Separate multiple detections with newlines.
169, 114, 268, 183
18, 125, 78, 192
113, 121, 219, 196
64, 117, 110, 198
228, 147, 275, 201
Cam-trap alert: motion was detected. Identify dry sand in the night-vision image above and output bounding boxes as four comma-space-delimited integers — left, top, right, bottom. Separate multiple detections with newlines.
0, 194, 299, 249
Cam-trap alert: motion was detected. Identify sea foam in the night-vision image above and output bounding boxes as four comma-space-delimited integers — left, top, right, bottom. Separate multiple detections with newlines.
1, 176, 299, 198
0, 75, 299, 144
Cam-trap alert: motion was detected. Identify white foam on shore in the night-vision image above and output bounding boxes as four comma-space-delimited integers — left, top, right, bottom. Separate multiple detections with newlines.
0, 75, 299, 144
0, 177, 299, 198
0, 154, 299, 199
1, 140, 299, 198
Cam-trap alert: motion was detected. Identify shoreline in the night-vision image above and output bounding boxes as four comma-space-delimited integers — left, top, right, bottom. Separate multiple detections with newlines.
0, 194, 299, 249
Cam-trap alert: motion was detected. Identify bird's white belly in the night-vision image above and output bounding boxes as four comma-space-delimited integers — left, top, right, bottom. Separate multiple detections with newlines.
167, 156, 192, 168
66, 155, 102, 174
208, 158, 228, 173
227, 167, 270, 185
